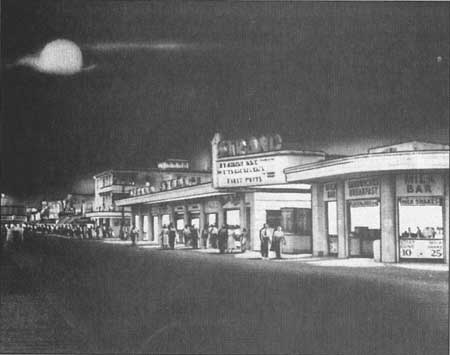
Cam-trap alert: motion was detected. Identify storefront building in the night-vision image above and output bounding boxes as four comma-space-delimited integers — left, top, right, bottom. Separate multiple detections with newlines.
210, 133, 326, 252
285, 141, 450, 264
115, 133, 326, 253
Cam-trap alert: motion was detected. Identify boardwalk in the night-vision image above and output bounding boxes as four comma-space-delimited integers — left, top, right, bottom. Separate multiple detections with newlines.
0, 252, 91, 354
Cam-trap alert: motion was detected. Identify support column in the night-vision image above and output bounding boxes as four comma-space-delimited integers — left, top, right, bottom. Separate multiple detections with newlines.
199, 201, 206, 231
183, 204, 189, 228
239, 195, 246, 231
312, 183, 328, 256
444, 175, 449, 265
138, 206, 144, 241
336, 180, 347, 258
218, 200, 225, 229
380, 174, 396, 262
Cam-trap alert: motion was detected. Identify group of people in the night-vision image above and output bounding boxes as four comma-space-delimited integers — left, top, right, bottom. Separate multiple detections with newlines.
260, 224, 286, 260
153, 223, 249, 253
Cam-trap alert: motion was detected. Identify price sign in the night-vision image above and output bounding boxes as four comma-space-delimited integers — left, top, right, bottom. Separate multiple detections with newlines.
399, 239, 444, 259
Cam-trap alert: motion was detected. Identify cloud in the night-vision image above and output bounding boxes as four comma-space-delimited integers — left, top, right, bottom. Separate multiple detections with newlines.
85, 41, 219, 52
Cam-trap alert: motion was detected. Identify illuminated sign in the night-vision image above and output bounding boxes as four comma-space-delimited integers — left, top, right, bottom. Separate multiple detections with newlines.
396, 174, 444, 196
345, 178, 380, 199
399, 239, 443, 259
218, 134, 282, 158
216, 155, 286, 187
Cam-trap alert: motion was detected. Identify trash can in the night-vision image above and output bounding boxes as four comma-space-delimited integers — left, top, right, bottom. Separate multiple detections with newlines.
373, 239, 381, 262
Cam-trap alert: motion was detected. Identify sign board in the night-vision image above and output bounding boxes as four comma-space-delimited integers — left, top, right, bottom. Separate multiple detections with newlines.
345, 178, 380, 199
399, 197, 442, 206
205, 200, 221, 211
217, 134, 282, 158
323, 182, 337, 201
396, 174, 444, 197
216, 155, 287, 187
399, 239, 444, 259
188, 204, 200, 211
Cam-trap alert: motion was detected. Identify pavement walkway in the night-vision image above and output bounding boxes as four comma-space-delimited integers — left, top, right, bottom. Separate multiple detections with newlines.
0, 251, 92, 354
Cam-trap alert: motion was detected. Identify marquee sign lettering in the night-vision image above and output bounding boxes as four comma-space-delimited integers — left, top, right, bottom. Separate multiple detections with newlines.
217, 134, 282, 158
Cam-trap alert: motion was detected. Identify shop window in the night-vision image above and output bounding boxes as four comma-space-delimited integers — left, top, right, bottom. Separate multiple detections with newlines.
207, 213, 217, 227
225, 209, 240, 229
161, 214, 170, 228
399, 197, 444, 260
152, 216, 159, 241
348, 200, 380, 257
295, 209, 312, 235
190, 213, 200, 229
143, 216, 149, 234
326, 201, 337, 236
266, 210, 282, 229
134, 215, 140, 229
176, 217, 185, 231
326, 201, 338, 255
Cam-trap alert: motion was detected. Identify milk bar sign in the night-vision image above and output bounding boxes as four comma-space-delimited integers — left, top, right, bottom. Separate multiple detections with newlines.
216, 155, 285, 187
396, 174, 444, 196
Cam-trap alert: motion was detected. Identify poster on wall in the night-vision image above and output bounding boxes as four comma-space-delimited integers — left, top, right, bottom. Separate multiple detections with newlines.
399, 239, 444, 259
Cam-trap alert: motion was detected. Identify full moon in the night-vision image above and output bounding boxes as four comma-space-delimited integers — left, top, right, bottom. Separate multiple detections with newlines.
39, 39, 83, 74
16, 39, 94, 75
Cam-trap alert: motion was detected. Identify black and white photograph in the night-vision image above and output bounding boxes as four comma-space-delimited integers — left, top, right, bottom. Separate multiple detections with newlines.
1, 1, 449, 354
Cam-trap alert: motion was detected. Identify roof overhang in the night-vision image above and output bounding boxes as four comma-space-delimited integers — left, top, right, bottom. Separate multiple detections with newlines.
285, 150, 450, 183
85, 211, 132, 218
116, 183, 231, 207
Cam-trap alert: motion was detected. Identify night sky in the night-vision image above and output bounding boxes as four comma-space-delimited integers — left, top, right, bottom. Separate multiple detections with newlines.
2, 1, 449, 199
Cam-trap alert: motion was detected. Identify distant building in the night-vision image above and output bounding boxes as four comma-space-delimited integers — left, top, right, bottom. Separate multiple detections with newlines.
0, 193, 26, 225
86, 164, 210, 238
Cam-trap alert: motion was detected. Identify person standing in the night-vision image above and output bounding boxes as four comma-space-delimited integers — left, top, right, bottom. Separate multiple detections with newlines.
272, 226, 286, 259
130, 225, 137, 246
191, 226, 199, 249
209, 224, 218, 248
218, 224, 228, 254
259, 223, 271, 259
168, 223, 176, 250
240, 228, 249, 253
183, 225, 191, 247
160, 225, 169, 249
227, 230, 236, 253
201, 224, 209, 249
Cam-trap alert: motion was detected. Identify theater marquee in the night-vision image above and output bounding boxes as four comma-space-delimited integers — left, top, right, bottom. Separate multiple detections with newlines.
212, 132, 326, 188
216, 155, 285, 187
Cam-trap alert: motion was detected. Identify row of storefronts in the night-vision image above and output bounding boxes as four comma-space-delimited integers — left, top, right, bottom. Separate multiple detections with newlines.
115, 136, 448, 264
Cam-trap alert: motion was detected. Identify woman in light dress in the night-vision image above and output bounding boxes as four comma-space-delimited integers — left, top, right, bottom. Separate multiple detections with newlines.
227, 230, 235, 253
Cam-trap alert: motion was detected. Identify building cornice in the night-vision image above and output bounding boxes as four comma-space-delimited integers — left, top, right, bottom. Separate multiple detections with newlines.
285, 150, 450, 183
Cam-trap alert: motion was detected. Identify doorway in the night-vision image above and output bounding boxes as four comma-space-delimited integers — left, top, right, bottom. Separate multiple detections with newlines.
348, 199, 381, 257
